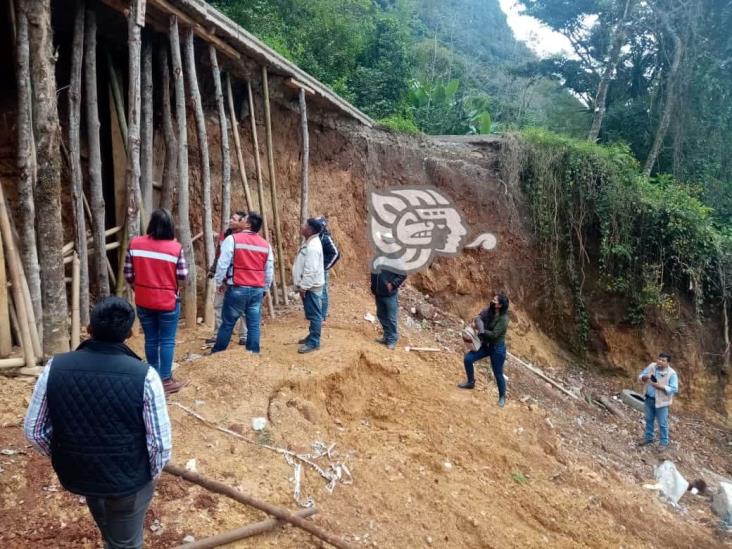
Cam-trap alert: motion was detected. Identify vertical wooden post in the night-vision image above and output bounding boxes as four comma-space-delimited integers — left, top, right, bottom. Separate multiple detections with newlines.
246, 79, 277, 312
68, 0, 90, 326
125, 0, 143, 240
85, 7, 109, 298
107, 52, 128, 148
183, 28, 214, 327
298, 87, 309, 228
140, 34, 154, 228
13, 0, 43, 339
71, 253, 81, 349
224, 73, 253, 211
169, 16, 196, 328
210, 51, 231, 229
158, 42, 177, 212
0, 233, 11, 358
261, 67, 289, 305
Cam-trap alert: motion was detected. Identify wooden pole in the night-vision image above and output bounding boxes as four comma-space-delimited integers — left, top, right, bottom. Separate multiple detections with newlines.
298, 87, 309, 228
71, 253, 80, 349
173, 508, 317, 549
183, 27, 214, 327
8, 294, 22, 349
0, 231, 11, 358
68, 0, 90, 327
211, 50, 231, 229
106, 51, 128, 149
261, 67, 289, 306
125, 0, 143, 240
18, 249, 43, 359
164, 464, 352, 549
246, 80, 276, 316
0, 357, 26, 369
224, 73, 253, 211
140, 34, 154, 228
169, 16, 196, 328
158, 41, 177, 212
0, 183, 35, 367
13, 0, 43, 340
84, 6, 110, 298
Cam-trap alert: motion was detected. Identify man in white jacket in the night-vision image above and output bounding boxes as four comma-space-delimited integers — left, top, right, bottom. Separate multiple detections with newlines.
292, 219, 325, 353
637, 352, 679, 451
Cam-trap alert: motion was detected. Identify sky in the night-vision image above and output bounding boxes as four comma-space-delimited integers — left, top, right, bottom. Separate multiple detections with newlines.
498, 0, 574, 58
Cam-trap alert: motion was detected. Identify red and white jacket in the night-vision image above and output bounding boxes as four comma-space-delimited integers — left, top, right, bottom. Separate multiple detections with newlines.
128, 235, 183, 311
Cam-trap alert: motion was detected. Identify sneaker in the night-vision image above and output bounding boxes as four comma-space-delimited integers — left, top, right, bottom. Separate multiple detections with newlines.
386, 342, 396, 350
298, 344, 318, 354
205, 337, 216, 344
374, 337, 387, 345
498, 397, 506, 408
238, 338, 247, 346
636, 439, 654, 447
457, 382, 475, 390
163, 378, 187, 395
657, 444, 669, 454
298, 337, 309, 345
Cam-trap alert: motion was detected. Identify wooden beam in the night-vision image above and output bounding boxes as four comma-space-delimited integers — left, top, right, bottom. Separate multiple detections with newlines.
285, 77, 314, 95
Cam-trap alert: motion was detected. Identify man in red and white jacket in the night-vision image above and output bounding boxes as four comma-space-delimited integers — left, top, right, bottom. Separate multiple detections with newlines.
211, 212, 273, 353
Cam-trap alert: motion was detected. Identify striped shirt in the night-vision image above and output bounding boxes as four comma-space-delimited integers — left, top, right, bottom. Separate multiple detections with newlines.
124, 249, 188, 284
24, 358, 172, 478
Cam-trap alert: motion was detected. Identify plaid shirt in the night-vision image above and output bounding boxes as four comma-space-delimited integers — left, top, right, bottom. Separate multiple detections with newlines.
124, 249, 188, 284
24, 358, 172, 478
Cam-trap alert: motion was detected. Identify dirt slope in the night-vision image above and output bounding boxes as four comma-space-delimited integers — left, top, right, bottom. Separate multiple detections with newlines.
1, 283, 729, 548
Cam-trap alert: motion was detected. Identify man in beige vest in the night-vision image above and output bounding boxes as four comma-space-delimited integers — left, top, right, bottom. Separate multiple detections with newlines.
637, 352, 679, 451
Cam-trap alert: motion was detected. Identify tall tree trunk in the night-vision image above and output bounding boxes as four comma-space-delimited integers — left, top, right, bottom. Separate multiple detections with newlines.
225, 74, 253, 211
85, 6, 109, 298
643, 8, 683, 177
26, 0, 69, 353
262, 67, 289, 305
68, 0, 89, 326
183, 28, 214, 325
169, 16, 196, 328
140, 34, 153, 228
14, 0, 43, 340
125, 1, 143, 240
210, 49, 231, 231
158, 42, 177, 212
588, 0, 633, 141
298, 87, 310, 228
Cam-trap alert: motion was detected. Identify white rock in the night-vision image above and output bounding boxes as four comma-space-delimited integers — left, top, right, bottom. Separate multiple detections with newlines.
712, 481, 732, 525
426, 536, 433, 545
654, 460, 688, 505
185, 458, 197, 472
364, 313, 376, 323
251, 417, 268, 431
182, 535, 195, 544
443, 461, 453, 472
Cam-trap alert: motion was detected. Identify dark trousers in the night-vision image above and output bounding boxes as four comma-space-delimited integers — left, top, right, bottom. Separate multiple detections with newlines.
137, 302, 180, 381
375, 293, 399, 344
302, 289, 323, 348
212, 286, 264, 353
463, 342, 507, 397
86, 481, 155, 549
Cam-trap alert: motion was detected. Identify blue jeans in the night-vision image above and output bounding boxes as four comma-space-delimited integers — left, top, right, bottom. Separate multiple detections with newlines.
644, 396, 670, 446
375, 293, 399, 345
137, 302, 180, 381
321, 271, 330, 321
212, 286, 264, 353
302, 289, 322, 348
463, 342, 506, 398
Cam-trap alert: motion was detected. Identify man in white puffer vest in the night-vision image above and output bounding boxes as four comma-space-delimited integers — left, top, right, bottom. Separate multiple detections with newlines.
637, 352, 679, 452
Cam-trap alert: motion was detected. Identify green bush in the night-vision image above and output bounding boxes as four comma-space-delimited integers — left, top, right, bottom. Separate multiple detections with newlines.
377, 115, 421, 135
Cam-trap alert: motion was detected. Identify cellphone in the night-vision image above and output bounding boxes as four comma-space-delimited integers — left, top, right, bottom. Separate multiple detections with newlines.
650, 374, 657, 383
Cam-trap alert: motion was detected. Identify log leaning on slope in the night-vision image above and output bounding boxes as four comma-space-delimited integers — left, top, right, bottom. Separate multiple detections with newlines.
164, 464, 353, 549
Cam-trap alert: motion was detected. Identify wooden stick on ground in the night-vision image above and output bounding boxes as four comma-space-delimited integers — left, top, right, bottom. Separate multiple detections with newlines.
225, 73, 253, 211
164, 464, 352, 549
246, 79, 276, 316
173, 507, 317, 549
0, 357, 26, 370
261, 67, 289, 306
507, 352, 580, 401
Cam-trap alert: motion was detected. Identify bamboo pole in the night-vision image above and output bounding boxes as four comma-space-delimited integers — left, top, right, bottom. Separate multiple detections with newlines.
0, 183, 35, 368
18, 252, 43, 359
164, 464, 352, 549
158, 41, 177, 212
8, 294, 21, 349
0, 230, 11, 358
298, 87, 309, 228
211, 51, 232, 228
0, 357, 26, 369
106, 51, 128, 149
125, 0, 143, 240
140, 35, 154, 227
225, 73, 253, 211
261, 67, 289, 306
173, 508, 317, 549
169, 15, 196, 328
85, 6, 109, 298
68, 0, 89, 327
71, 253, 80, 349
246, 80, 276, 316
183, 27, 214, 327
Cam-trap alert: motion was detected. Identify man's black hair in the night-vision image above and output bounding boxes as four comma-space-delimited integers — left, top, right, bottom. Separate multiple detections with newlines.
146, 208, 175, 240
90, 297, 135, 343
658, 352, 672, 362
246, 212, 263, 233
306, 217, 323, 234
235, 210, 247, 219
497, 292, 509, 315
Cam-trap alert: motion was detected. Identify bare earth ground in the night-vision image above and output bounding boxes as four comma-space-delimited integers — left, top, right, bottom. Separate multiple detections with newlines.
1, 281, 730, 548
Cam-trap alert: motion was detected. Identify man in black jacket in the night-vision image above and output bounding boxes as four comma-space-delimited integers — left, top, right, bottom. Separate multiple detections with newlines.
370, 268, 406, 350
314, 216, 340, 324
24, 297, 171, 549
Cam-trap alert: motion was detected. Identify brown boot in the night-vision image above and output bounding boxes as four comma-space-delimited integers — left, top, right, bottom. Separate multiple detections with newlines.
163, 378, 187, 395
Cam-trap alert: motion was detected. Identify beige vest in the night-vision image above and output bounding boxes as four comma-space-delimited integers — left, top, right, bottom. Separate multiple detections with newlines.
645, 364, 676, 408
